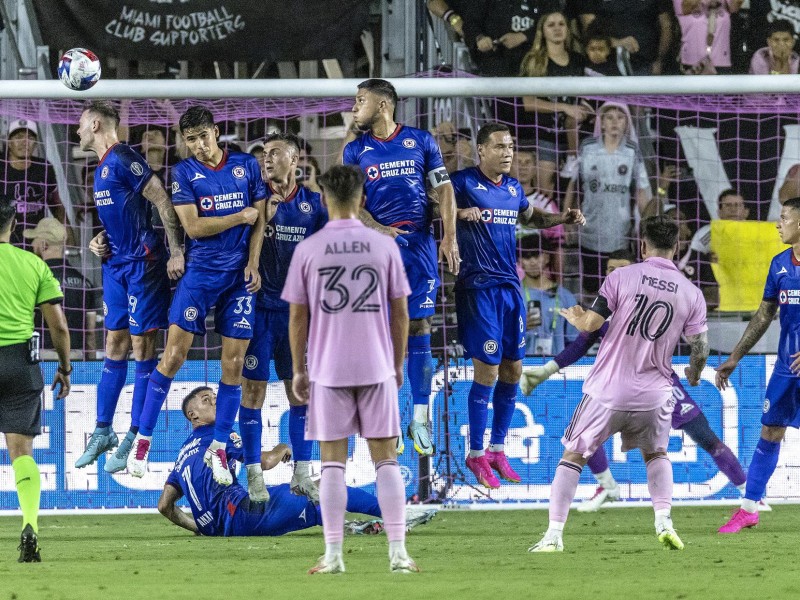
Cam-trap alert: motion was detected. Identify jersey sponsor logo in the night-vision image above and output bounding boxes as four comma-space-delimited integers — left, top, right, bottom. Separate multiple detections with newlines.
483, 340, 499, 355
473, 183, 488, 191
94, 189, 113, 206
480, 208, 518, 225
229, 431, 242, 448
184, 307, 199, 322
232, 166, 246, 179
130, 162, 144, 176
508, 185, 517, 197
778, 266, 788, 274
778, 289, 800, 304
190, 172, 206, 181
172, 181, 181, 194
245, 355, 258, 370
100, 165, 109, 179
763, 398, 770, 413
298, 201, 312, 214
403, 138, 416, 149
199, 196, 214, 211
234, 317, 251, 330
374, 159, 415, 179
481, 209, 493, 222
358, 145, 375, 156
366, 165, 381, 181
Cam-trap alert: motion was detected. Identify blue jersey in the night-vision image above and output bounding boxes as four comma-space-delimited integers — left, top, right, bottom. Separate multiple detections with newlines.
171, 151, 266, 271
93, 144, 164, 266
165, 425, 247, 537
763, 248, 800, 378
343, 125, 448, 232
451, 167, 529, 289
259, 184, 327, 310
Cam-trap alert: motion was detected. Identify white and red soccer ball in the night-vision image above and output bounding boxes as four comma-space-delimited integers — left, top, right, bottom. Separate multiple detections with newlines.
57, 48, 101, 91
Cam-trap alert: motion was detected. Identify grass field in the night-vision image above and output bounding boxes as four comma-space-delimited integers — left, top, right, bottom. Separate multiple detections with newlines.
1, 506, 798, 600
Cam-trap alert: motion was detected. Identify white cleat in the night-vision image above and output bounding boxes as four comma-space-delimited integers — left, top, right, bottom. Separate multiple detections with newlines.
308, 554, 345, 575
127, 435, 151, 478
405, 507, 438, 532
757, 499, 772, 512
204, 447, 233, 486
528, 534, 564, 553
290, 471, 320, 503
246, 464, 270, 502
576, 485, 620, 513
390, 551, 420, 573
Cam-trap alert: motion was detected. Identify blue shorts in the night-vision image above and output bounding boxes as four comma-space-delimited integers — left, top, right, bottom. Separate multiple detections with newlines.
243, 308, 292, 381
226, 484, 321, 536
455, 284, 526, 365
102, 259, 170, 335
169, 265, 255, 339
762, 372, 800, 428
399, 231, 440, 320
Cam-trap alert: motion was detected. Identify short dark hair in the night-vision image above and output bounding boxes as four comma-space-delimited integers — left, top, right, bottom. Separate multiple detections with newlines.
718, 188, 739, 203
357, 78, 399, 108
608, 248, 637, 263
181, 385, 213, 419
179, 106, 215, 133
477, 122, 510, 146
584, 21, 612, 46
263, 132, 301, 155
0, 194, 16, 233
640, 215, 679, 250
83, 100, 120, 127
783, 197, 800, 213
318, 165, 365, 206
767, 19, 796, 39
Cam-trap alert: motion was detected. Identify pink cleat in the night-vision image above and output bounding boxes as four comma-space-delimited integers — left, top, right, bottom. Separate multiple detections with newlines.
485, 450, 521, 482
718, 508, 759, 534
466, 455, 501, 489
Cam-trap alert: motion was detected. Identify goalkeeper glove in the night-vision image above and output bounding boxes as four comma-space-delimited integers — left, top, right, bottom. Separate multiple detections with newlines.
519, 360, 559, 395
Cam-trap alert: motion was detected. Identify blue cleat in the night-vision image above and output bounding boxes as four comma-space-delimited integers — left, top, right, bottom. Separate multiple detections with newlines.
104, 431, 136, 473
75, 429, 118, 468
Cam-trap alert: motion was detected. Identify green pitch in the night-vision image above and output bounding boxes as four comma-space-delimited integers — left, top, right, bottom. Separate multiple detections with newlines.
1, 506, 799, 600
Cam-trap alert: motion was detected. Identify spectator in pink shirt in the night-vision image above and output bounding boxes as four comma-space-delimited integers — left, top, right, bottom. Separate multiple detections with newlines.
749, 19, 799, 75
674, 0, 742, 74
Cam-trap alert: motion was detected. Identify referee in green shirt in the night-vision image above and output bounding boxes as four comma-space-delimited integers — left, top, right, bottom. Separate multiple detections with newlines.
0, 195, 71, 563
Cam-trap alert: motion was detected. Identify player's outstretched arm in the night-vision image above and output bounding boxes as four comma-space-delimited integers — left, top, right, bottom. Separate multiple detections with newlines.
288, 303, 311, 404
157, 484, 198, 533
143, 176, 185, 279
173, 203, 258, 239
715, 300, 778, 389
684, 331, 709, 387
435, 182, 461, 275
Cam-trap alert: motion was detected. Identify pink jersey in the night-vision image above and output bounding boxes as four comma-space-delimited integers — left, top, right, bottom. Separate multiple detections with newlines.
673, 0, 734, 68
583, 257, 707, 411
281, 219, 411, 387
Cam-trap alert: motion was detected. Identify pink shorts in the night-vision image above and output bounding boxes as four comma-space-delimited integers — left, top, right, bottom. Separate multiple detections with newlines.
305, 377, 401, 442
562, 394, 673, 458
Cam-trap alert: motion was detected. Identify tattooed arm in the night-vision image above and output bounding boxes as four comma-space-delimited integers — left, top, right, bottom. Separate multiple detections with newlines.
715, 300, 778, 389
684, 330, 710, 386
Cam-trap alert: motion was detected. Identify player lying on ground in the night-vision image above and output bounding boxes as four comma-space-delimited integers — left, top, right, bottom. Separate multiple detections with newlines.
521, 249, 758, 513
158, 386, 438, 537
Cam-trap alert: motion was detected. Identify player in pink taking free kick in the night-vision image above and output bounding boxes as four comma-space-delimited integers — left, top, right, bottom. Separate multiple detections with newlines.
282, 164, 418, 575
529, 216, 710, 553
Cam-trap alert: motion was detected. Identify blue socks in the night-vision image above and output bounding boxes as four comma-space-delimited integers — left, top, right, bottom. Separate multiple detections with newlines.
130, 359, 157, 432
238, 406, 263, 466
138, 369, 173, 437
744, 437, 781, 502
289, 405, 312, 462
407, 334, 433, 406
467, 382, 493, 451
96, 358, 127, 428
214, 382, 242, 445
489, 381, 518, 446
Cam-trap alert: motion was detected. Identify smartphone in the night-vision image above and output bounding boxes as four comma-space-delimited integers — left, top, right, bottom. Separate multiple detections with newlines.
527, 300, 541, 323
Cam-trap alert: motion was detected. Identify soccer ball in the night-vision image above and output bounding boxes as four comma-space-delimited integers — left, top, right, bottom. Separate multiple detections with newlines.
57, 48, 101, 91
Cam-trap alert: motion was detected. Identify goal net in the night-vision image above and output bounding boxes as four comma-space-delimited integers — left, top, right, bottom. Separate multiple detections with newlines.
1, 76, 798, 511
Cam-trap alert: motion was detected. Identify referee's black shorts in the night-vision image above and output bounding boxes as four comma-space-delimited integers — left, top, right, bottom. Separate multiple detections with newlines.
0, 342, 43, 437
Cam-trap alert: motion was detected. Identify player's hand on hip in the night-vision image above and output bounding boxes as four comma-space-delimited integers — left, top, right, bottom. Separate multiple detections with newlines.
51, 372, 70, 399
292, 372, 310, 404
714, 358, 737, 390
457, 207, 481, 222
244, 264, 261, 293
562, 208, 586, 226
166, 251, 185, 280
684, 366, 701, 386
240, 206, 259, 226
439, 232, 461, 275
89, 230, 110, 258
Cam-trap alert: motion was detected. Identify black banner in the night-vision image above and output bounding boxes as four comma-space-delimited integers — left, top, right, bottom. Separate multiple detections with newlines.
33, 1, 369, 64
